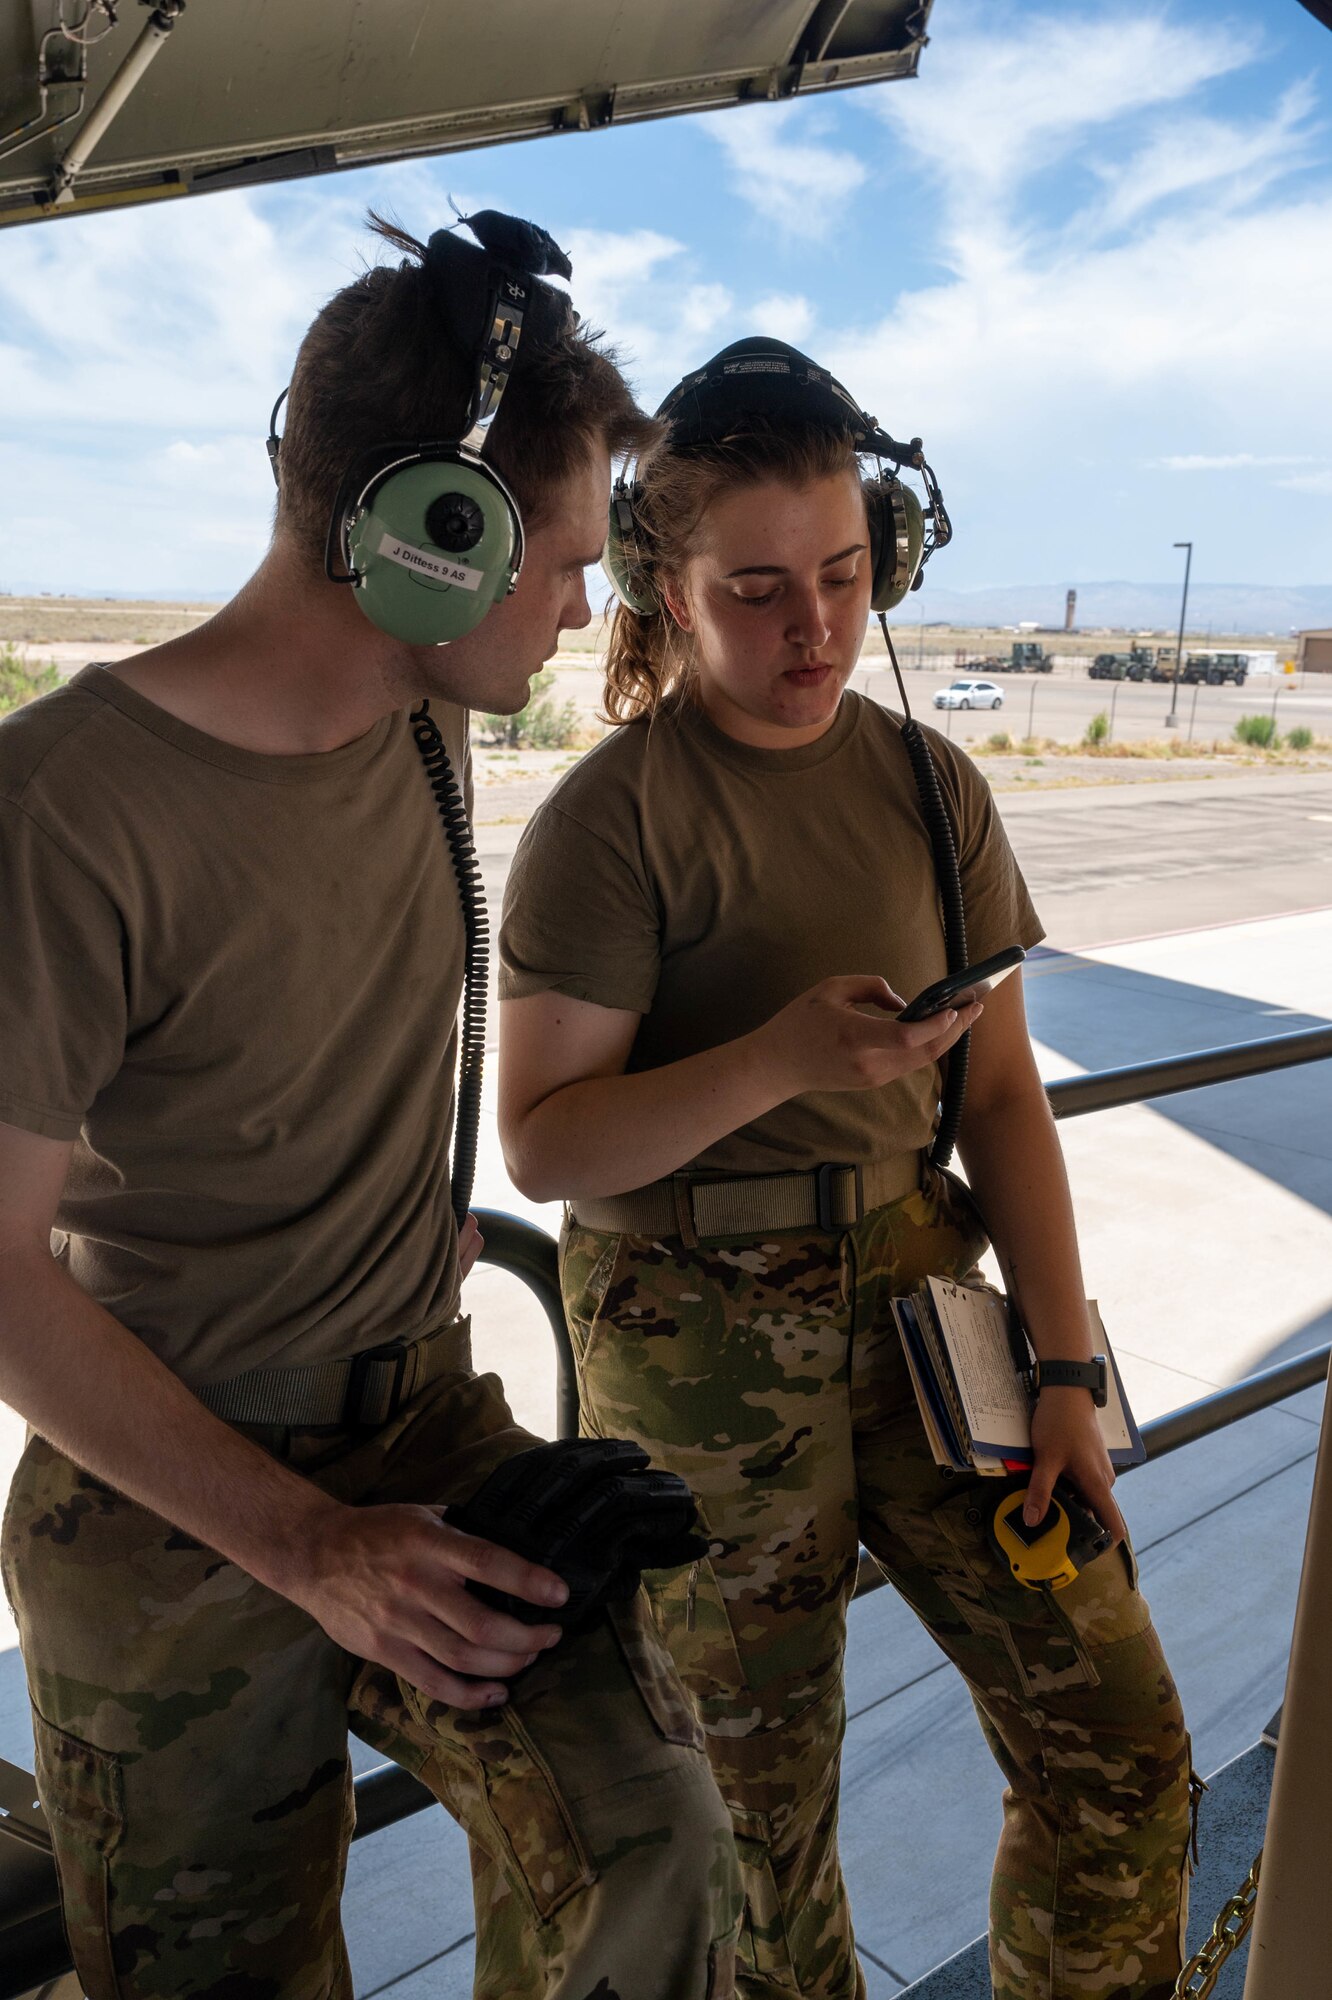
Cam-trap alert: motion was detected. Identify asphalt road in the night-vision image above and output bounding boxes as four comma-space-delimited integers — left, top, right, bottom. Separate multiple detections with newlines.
983, 766, 1332, 946
542, 659, 1331, 751
847, 663, 1329, 751
477, 766, 1332, 962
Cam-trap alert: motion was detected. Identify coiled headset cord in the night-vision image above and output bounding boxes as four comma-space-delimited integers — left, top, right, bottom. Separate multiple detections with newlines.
878, 612, 970, 1171
410, 699, 489, 1228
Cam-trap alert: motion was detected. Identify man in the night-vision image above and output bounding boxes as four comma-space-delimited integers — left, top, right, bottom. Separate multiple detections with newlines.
0, 213, 741, 1999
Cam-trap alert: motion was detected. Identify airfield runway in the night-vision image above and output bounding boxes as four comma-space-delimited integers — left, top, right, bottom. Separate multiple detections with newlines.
477, 764, 1332, 955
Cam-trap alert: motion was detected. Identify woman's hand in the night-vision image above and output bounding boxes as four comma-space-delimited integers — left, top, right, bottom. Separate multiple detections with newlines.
1026, 1388, 1128, 1545
754, 974, 983, 1100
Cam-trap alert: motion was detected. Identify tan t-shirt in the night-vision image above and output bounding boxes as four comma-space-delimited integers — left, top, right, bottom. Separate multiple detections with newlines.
500, 692, 1044, 1175
0, 666, 468, 1388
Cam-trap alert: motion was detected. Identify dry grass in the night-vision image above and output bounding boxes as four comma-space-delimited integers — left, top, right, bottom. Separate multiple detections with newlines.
971, 731, 1332, 764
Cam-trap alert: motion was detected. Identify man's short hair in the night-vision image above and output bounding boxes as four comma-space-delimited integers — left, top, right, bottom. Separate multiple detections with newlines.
276, 214, 659, 565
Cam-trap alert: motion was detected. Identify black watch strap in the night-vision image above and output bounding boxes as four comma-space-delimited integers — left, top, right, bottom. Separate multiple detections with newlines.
1032, 1355, 1108, 1408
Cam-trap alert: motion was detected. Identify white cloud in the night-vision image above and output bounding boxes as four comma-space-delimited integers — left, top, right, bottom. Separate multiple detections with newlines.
1087, 81, 1320, 236
1159, 453, 1318, 472
706, 100, 867, 235
556, 228, 733, 389
872, 6, 1256, 231
803, 7, 1332, 582
1277, 469, 1332, 495
750, 293, 815, 344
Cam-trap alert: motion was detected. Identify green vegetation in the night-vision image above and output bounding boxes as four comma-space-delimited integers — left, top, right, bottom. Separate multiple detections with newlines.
1233, 713, 1277, 748
984, 730, 1013, 752
0, 642, 61, 717
1083, 710, 1110, 747
1286, 724, 1314, 751
476, 670, 581, 750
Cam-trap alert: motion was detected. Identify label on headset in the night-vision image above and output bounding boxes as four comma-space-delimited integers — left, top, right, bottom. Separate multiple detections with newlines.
377, 532, 483, 591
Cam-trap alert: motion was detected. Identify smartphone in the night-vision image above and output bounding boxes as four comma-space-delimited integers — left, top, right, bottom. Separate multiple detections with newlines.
897, 945, 1027, 1023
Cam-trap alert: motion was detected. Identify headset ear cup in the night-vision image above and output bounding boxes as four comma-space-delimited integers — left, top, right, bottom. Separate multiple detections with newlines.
346, 454, 522, 645
603, 479, 657, 614
867, 478, 926, 613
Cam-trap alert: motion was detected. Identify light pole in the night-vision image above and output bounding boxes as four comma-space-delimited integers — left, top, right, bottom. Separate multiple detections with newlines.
1168, 540, 1192, 728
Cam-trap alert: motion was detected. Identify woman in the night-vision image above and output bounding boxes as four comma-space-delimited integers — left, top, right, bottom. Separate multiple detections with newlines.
497, 341, 1195, 2000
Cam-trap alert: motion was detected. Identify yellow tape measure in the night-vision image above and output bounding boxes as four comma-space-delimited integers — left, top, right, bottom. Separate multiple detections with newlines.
989, 1479, 1113, 1592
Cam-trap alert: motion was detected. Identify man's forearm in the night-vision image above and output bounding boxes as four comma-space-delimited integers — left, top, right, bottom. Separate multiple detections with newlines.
0, 1248, 336, 1596
957, 1089, 1096, 1364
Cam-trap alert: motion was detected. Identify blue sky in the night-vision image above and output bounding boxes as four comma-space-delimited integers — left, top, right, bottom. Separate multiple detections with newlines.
2, 0, 1330, 600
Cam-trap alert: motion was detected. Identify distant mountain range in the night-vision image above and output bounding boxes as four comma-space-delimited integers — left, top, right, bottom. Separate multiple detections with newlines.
914, 581, 1332, 635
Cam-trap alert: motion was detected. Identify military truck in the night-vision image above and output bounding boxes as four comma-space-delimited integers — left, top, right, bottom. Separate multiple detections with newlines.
1089, 646, 1154, 681
979, 641, 1053, 672
1179, 652, 1249, 685
1144, 660, 1248, 692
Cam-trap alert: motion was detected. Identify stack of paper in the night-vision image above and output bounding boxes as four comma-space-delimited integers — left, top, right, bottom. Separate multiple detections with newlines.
892, 1278, 1145, 1476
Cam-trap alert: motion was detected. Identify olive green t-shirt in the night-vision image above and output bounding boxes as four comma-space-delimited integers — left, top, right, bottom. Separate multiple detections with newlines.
499, 692, 1044, 1176
0, 666, 468, 1389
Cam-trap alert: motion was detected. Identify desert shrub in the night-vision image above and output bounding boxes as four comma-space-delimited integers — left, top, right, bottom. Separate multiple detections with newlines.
0, 643, 61, 717
1285, 725, 1314, 751
476, 670, 581, 749
1083, 711, 1110, 747
983, 730, 1013, 752
1234, 713, 1277, 748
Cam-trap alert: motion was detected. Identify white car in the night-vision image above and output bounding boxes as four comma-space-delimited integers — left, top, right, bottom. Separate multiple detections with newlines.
933, 678, 1004, 711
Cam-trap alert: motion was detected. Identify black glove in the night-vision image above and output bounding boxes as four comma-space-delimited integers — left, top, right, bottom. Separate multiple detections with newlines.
448, 1438, 708, 1635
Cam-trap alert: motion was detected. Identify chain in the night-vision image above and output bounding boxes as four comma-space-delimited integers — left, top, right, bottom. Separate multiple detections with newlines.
1173, 1848, 1262, 1998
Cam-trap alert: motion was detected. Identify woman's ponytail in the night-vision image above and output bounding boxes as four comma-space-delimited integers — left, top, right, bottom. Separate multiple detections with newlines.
603, 602, 692, 724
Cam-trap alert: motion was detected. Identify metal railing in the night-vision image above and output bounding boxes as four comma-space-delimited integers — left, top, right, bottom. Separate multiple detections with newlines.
3, 1024, 1329, 1996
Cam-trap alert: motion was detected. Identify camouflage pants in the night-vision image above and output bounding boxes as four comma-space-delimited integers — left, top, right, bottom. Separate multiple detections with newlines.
562, 1165, 1196, 2000
2, 1336, 743, 2000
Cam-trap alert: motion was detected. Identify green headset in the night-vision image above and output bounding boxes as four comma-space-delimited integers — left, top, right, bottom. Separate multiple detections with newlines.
603, 336, 952, 618
267, 210, 575, 647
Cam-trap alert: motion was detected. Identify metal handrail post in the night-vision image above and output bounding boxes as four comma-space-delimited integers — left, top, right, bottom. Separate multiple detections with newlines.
472, 1209, 577, 1439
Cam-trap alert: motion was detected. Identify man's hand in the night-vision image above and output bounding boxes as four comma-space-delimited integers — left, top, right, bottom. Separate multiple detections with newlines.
1026, 1389, 1127, 1545
288, 1498, 570, 1710
458, 1211, 484, 1281
754, 974, 983, 1100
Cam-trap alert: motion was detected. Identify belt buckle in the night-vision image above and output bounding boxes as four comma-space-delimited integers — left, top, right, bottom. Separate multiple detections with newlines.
815, 1163, 862, 1232
346, 1340, 411, 1429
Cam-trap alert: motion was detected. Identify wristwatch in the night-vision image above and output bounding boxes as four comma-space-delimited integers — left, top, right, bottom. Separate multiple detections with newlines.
1031, 1355, 1108, 1408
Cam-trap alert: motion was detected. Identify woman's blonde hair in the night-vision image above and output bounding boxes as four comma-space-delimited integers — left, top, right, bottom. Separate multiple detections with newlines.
603, 419, 870, 725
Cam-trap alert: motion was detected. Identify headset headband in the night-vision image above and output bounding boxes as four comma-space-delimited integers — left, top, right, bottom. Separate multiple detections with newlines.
422, 211, 575, 445
653, 338, 951, 555
656, 338, 914, 464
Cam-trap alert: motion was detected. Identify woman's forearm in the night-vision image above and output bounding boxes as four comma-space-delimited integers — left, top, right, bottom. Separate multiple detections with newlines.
505, 1030, 788, 1200
957, 1087, 1096, 1364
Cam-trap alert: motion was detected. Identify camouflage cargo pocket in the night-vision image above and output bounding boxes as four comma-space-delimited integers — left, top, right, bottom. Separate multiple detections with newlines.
559, 1225, 633, 1384
390, 1680, 595, 1924
729, 1806, 797, 1985
927, 1483, 1153, 1700
31, 1706, 124, 2000
606, 1592, 705, 1751
714, 1671, 846, 1989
